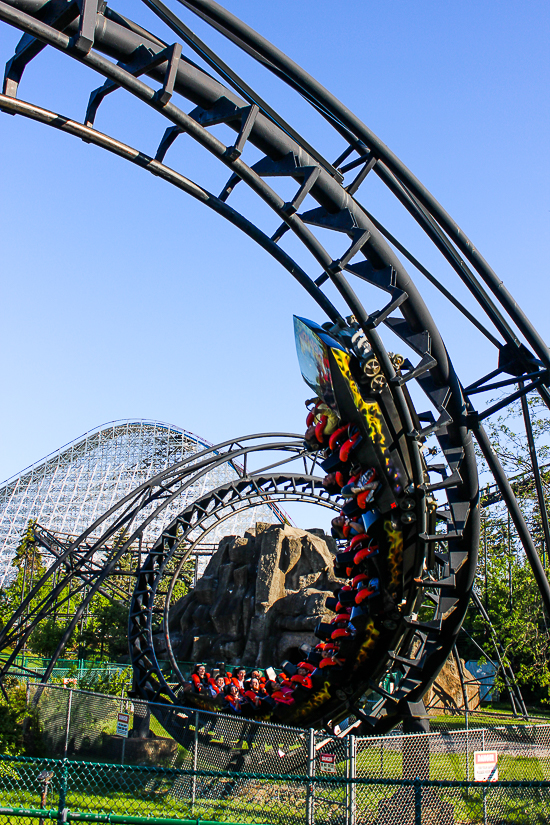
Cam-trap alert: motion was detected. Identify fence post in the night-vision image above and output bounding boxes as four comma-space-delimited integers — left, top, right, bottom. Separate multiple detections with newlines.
120, 687, 126, 766
346, 734, 356, 825
63, 689, 73, 759
306, 728, 315, 825
414, 778, 422, 825
480, 728, 489, 823
191, 710, 199, 813
57, 758, 68, 823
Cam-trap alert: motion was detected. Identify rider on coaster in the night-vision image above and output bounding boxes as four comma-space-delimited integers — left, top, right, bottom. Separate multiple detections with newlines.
231, 668, 247, 693
331, 515, 365, 540
318, 643, 345, 669
208, 675, 227, 699
269, 673, 296, 705
224, 684, 244, 714
191, 664, 210, 694
341, 468, 379, 508
245, 669, 267, 690
304, 397, 340, 449
290, 664, 313, 690
244, 678, 273, 712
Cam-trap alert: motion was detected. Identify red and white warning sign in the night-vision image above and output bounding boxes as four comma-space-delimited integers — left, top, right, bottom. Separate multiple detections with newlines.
319, 753, 337, 773
473, 751, 498, 782
116, 712, 130, 738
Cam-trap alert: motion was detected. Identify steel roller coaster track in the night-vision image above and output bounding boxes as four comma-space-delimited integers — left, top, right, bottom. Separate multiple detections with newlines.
0, 0, 549, 734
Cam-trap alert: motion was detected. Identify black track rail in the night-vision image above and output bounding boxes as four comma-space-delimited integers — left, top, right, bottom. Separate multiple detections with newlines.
0, 0, 548, 731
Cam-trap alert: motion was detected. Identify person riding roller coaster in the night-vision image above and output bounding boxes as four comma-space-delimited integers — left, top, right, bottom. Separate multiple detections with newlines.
270, 680, 296, 705
231, 668, 247, 693
208, 674, 227, 701
245, 669, 267, 690
290, 664, 314, 690
191, 664, 210, 694
317, 643, 345, 669
224, 683, 244, 714
341, 468, 380, 509
322, 470, 346, 494
304, 397, 340, 450
243, 678, 274, 714
330, 514, 365, 541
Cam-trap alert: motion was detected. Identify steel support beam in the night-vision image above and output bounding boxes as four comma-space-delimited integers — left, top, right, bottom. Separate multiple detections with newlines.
176, 0, 550, 371
520, 383, 550, 566
0, 0, 547, 735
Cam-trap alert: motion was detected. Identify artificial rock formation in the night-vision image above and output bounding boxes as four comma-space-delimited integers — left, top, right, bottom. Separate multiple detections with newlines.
424, 657, 481, 713
169, 523, 338, 667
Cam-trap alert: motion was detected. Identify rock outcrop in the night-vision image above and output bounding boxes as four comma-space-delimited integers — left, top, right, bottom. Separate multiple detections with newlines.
424, 656, 481, 712
168, 523, 338, 667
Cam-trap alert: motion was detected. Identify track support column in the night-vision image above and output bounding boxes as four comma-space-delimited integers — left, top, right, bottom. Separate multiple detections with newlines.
346, 733, 356, 825
191, 710, 199, 813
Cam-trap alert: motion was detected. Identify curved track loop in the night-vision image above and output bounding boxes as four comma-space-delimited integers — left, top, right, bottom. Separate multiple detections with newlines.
0, 435, 314, 681
129, 473, 339, 704
0, 1, 548, 729
126, 378, 477, 731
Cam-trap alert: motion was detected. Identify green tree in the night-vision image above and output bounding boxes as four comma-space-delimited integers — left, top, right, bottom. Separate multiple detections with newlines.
0, 682, 43, 756
28, 617, 73, 658
481, 393, 550, 562
1, 523, 196, 667
460, 531, 550, 704
76, 528, 136, 661
0, 521, 46, 626
0, 521, 82, 660
76, 664, 132, 695
78, 597, 129, 661
458, 392, 550, 705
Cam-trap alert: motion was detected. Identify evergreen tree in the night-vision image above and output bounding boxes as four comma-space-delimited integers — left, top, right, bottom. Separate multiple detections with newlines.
0, 521, 77, 657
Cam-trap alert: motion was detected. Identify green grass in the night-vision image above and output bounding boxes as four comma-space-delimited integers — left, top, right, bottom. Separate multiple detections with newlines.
0, 778, 309, 824
429, 705, 550, 730
355, 749, 550, 782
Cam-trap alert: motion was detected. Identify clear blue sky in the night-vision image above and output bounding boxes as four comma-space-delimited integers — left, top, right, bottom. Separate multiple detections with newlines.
1, 0, 549, 483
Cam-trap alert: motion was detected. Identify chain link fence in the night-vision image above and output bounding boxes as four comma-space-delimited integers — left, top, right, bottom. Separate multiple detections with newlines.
24, 683, 315, 773
0, 754, 548, 824
3, 684, 550, 822
21, 684, 550, 778
355, 726, 550, 783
